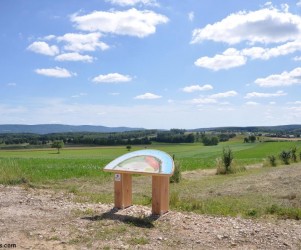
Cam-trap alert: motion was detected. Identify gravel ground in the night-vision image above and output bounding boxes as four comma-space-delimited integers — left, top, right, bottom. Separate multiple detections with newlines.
0, 185, 301, 249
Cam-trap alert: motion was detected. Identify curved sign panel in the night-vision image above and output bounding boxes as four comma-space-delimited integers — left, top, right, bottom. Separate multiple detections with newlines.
104, 149, 174, 176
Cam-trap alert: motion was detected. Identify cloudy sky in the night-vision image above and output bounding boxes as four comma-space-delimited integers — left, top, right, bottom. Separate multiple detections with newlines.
1, 0, 301, 129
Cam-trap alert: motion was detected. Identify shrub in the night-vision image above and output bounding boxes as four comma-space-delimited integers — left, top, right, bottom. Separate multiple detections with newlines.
279, 150, 291, 165
222, 147, 233, 173
202, 136, 219, 146
267, 155, 277, 167
170, 160, 181, 183
291, 146, 297, 162
246, 209, 258, 217
216, 147, 240, 175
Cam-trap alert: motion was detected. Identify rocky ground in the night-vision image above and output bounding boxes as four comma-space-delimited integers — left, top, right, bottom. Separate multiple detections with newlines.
1, 184, 301, 249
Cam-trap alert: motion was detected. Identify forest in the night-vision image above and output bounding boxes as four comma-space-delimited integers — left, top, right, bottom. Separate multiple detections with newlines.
0, 128, 238, 148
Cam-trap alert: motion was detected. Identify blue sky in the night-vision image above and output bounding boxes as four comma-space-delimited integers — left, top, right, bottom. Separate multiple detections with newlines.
1, 0, 301, 129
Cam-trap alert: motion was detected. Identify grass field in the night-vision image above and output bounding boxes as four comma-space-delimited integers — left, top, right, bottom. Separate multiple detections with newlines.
1, 139, 301, 184
1, 138, 301, 219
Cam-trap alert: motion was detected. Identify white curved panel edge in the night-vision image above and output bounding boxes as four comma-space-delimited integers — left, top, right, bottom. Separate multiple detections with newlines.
104, 149, 174, 176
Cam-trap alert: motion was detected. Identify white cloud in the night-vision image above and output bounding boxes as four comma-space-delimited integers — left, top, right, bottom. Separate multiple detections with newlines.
209, 90, 238, 99
57, 32, 109, 52
0, 104, 27, 116
188, 12, 194, 22
194, 48, 247, 71
196, 40, 301, 71
255, 67, 301, 87
189, 90, 237, 105
245, 101, 260, 106
134, 92, 162, 99
264, 2, 272, 7
191, 7, 301, 45
241, 47, 267, 60
244, 90, 287, 99
217, 107, 235, 111
287, 101, 301, 105
70, 8, 168, 38
281, 4, 289, 13
92, 73, 132, 83
293, 56, 301, 61
43, 35, 56, 40
286, 106, 301, 112
242, 40, 301, 60
7, 83, 16, 87
191, 98, 217, 104
27, 41, 59, 56
55, 52, 94, 62
107, 0, 159, 6
71, 93, 87, 98
182, 84, 213, 93
35, 67, 76, 78
297, 1, 301, 7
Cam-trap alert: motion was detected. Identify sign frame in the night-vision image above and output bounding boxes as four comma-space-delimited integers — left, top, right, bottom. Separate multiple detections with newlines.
104, 149, 174, 176
103, 149, 174, 215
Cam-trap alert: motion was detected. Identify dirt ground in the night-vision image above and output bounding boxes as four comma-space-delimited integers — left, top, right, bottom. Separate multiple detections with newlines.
1, 166, 301, 249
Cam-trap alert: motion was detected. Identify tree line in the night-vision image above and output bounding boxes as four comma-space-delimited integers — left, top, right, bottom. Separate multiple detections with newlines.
0, 131, 154, 146
0, 129, 236, 148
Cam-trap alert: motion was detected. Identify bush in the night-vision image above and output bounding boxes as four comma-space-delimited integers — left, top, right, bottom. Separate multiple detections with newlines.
202, 136, 219, 146
216, 147, 242, 175
216, 160, 246, 175
279, 150, 291, 165
222, 147, 233, 173
291, 146, 297, 162
170, 160, 181, 183
267, 155, 277, 167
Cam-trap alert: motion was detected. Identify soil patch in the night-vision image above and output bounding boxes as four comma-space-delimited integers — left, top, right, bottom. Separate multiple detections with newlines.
1, 184, 301, 249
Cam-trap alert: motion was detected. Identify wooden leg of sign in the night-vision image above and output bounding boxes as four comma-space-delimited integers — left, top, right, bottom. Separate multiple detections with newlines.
114, 173, 132, 209
152, 175, 169, 215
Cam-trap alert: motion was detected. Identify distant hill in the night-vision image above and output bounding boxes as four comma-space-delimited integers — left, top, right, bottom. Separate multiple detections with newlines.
1, 124, 301, 135
0, 124, 145, 134
190, 124, 301, 133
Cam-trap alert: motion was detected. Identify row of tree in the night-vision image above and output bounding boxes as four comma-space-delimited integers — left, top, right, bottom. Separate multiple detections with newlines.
153, 132, 195, 143
243, 135, 257, 143
0, 131, 154, 146
0, 130, 236, 147
200, 133, 236, 146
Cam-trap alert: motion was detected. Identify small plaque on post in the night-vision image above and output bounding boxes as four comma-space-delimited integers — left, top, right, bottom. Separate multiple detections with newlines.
114, 173, 121, 181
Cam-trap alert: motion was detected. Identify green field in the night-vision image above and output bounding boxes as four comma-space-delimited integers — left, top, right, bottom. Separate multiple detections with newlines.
1, 139, 301, 219
1, 139, 301, 184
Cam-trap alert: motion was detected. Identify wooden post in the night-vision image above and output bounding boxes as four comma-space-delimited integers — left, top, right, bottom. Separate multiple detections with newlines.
114, 173, 132, 209
152, 175, 170, 215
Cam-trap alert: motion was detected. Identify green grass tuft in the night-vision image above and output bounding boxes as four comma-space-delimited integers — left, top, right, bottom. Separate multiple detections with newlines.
128, 237, 149, 245
266, 204, 301, 220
